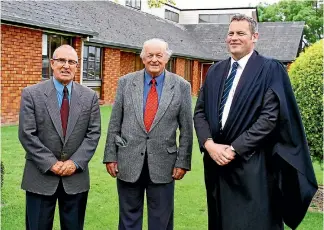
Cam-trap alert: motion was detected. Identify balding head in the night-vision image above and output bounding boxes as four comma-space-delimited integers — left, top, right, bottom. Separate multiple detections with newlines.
52, 45, 78, 60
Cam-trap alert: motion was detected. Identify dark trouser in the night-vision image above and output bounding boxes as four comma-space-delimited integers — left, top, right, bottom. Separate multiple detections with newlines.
26, 180, 88, 230
117, 157, 174, 230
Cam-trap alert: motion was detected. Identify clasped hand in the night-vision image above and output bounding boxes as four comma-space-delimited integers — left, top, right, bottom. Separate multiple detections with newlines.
50, 160, 77, 176
204, 140, 236, 166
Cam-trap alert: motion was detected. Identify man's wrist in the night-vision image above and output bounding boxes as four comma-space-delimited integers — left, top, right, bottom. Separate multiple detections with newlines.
230, 145, 237, 154
204, 138, 213, 149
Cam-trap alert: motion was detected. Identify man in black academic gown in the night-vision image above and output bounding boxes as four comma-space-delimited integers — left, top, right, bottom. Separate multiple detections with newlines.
194, 14, 317, 230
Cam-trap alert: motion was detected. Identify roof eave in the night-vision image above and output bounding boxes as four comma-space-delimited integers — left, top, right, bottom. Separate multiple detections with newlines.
89, 38, 216, 61
1, 15, 98, 37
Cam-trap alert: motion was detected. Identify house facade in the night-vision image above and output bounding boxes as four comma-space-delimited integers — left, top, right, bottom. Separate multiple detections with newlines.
1, 1, 304, 125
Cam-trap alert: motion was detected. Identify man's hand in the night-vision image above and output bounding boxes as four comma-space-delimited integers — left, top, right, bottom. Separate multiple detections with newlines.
172, 168, 187, 180
58, 160, 77, 176
204, 140, 234, 166
106, 162, 118, 178
50, 161, 64, 175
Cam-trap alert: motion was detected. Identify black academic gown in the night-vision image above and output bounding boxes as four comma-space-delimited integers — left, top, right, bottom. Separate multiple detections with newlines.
194, 51, 317, 230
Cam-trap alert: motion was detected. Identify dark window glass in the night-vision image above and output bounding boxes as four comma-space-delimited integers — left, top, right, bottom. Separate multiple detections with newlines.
83, 45, 102, 81
165, 9, 179, 23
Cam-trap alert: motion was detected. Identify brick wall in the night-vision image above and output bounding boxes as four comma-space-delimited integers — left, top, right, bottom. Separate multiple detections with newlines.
72, 37, 82, 83
101, 47, 121, 104
192, 60, 200, 96
1, 25, 42, 125
120, 51, 135, 76
175, 58, 185, 78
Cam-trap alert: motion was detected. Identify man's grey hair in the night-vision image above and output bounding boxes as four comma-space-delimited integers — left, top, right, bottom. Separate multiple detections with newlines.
140, 38, 173, 60
231, 14, 258, 34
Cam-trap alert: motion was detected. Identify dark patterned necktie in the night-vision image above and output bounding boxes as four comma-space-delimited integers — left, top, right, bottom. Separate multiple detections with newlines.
60, 86, 69, 137
144, 79, 158, 132
219, 62, 239, 127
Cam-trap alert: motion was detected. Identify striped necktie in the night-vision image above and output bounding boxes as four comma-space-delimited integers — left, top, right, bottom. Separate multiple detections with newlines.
219, 61, 239, 128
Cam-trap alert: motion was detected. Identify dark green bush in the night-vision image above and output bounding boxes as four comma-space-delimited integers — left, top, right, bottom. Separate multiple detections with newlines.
289, 39, 323, 163
1, 161, 4, 187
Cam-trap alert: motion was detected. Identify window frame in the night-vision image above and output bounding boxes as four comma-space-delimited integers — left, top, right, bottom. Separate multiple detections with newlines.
82, 45, 102, 81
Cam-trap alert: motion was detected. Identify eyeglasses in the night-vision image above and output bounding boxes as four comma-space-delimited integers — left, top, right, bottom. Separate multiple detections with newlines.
52, 58, 78, 66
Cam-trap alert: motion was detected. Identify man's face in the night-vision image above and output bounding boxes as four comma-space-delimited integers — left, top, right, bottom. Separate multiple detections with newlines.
226, 20, 258, 60
142, 43, 168, 77
50, 47, 78, 85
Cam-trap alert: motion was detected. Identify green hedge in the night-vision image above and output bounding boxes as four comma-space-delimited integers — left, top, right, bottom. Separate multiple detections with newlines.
289, 40, 323, 163
1, 161, 4, 187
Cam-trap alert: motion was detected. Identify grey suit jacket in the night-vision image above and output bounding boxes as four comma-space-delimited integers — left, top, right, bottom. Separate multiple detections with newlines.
19, 78, 101, 195
103, 69, 193, 183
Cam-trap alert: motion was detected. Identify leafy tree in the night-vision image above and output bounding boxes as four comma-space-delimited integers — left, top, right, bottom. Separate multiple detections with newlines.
148, 0, 176, 8
289, 39, 323, 163
257, 0, 323, 44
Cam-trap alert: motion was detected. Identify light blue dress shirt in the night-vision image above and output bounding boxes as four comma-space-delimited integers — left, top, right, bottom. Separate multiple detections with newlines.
52, 77, 72, 107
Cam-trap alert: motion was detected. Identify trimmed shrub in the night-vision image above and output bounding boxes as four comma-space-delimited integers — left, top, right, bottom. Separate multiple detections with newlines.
289, 39, 323, 163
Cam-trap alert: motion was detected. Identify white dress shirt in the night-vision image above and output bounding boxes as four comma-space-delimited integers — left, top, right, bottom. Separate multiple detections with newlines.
221, 51, 254, 128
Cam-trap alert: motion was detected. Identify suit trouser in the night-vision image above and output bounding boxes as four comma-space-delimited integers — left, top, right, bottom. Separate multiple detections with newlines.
25, 179, 88, 230
117, 156, 174, 230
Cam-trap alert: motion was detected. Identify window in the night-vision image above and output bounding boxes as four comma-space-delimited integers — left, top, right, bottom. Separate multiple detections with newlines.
166, 57, 176, 73
83, 46, 102, 81
165, 9, 179, 23
135, 54, 145, 71
42, 34, 72, 79
199, 14, 234, 23
126, 0, 141, 10
184, 59, 193, 83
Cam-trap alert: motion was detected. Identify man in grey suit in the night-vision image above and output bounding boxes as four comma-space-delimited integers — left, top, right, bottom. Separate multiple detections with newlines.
19, 45, 101, 230
103, 38, 193, 230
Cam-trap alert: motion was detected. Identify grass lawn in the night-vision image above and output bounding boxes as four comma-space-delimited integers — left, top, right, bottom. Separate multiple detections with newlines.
1, 104, 323, 230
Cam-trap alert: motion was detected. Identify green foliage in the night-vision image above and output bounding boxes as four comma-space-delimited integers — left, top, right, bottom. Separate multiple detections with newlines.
148, 0, 176, 8
1, 161, 4, 187
289, 40, 323, 163
257, 0, 323, 44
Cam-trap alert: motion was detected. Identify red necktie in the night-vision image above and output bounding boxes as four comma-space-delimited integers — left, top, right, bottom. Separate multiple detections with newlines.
144, 79, 158, 132
60, 86, 69, 137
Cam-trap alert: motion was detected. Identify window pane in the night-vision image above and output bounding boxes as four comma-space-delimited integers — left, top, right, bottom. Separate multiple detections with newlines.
95, 62, 101, 80
209, 15, 219, 23
89, 46, 95, 61
83, 60, 88, 72
83, 46, 88, 60
88, 61, 95, 80
96, 48, 101, 62
199, 14, 209, 23
42, 56, 49, 79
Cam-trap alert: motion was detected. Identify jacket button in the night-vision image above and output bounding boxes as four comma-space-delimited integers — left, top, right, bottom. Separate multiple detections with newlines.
141, 153, 144, 156
146, 137, 149, 139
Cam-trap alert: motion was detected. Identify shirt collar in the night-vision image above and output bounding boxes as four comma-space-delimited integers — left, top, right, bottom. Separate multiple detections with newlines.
144, 69, 165, 86
52, 77, 73, 95
231, 50, 254, 70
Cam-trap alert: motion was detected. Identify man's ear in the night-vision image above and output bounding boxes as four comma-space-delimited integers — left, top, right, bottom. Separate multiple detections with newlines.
252, 32, 259, 43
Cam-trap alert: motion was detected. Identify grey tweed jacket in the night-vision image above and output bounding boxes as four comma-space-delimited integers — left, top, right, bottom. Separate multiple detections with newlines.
103, 69, 193, 183
19, 78, 101, 195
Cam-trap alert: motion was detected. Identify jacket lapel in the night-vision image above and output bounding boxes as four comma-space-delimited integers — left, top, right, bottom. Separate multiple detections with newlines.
223, 51, 265, 131
149, 71, 175, 132
131, 69, 147, 133
44, 79, 64, 143
64, 83, 82, 144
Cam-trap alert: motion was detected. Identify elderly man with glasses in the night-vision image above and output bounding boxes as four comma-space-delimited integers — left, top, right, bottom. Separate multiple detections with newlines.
19, 45, 101, 230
